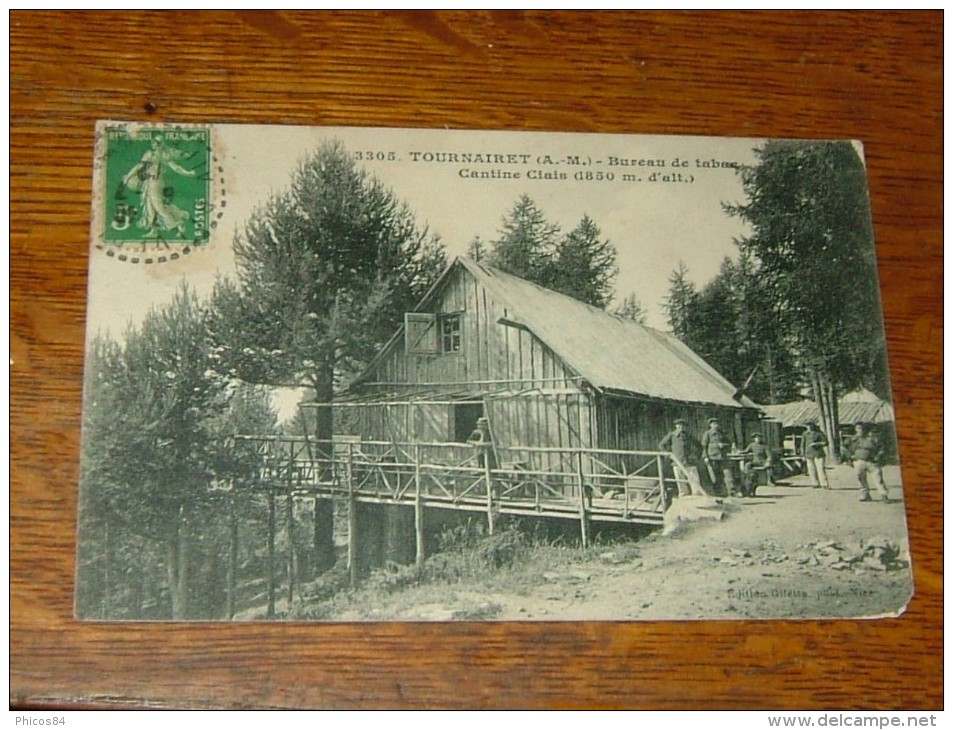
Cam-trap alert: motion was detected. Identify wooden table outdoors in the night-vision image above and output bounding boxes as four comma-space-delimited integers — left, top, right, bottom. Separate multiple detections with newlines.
10, 11, 942, 710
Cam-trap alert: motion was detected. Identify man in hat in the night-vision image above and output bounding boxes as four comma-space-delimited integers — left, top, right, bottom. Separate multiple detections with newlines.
737, 432, 773, 496
658, 418, 704, 496
701, 418, 737, 496
801, 420, 830, 489
467, 416, 497, 470
844, 422, 888, 502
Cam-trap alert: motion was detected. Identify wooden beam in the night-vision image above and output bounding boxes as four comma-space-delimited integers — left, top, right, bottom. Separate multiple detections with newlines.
313, 497, 335, 574
346, 444, 359, 587
333, 376, 585, 389
285, 495, 294, 611
414, 443, 425, 568
484, 448, 495, 536
577, 450, 590, 549
267, 487, 276, 620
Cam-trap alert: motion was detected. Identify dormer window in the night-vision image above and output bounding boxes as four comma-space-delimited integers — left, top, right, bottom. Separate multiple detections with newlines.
440, 314, 462, 353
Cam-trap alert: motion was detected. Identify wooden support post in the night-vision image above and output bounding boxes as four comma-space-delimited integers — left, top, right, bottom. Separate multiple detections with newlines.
347, 443, 359, 587
286, 493, 295, 611
577, 450, 590, 549
484, 447, 495, 536
267, 486, 276, 619
657, 454, 668, 512
414, 443, 425, 568
313, 497, 336, 574
623, 469, 630, 518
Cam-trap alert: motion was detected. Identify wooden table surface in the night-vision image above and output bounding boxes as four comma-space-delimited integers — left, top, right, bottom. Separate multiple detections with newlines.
10, 11, 942, 710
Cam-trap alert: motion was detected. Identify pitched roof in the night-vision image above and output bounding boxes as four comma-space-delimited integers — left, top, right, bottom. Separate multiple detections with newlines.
761, 388, 895, 427
451, 258, 752, 409
760, 400, 819, 427
839, 399, 895, 425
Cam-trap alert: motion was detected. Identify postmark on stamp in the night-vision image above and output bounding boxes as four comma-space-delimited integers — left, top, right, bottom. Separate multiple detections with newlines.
99, 124, 213, 257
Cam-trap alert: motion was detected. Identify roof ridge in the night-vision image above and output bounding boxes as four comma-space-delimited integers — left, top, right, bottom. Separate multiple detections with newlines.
459, 255, 648, 323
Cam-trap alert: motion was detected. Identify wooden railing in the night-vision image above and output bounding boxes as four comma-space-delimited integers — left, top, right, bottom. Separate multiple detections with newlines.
231, 436, 692, 532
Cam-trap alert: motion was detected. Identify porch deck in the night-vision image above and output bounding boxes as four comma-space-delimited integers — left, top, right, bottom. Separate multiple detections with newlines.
232, 436, 686, 527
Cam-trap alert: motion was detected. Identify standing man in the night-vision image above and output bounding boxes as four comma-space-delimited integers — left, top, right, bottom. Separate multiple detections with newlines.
701, 418, 737, 496
844, 422, 888, 502
659, 418, 704, 497
467, 417, 497, 470
738, 432, 774, 496
801, 420, 830, 489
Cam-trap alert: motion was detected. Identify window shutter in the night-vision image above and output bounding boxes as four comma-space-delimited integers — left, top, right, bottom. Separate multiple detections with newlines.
405, 312, 438, 354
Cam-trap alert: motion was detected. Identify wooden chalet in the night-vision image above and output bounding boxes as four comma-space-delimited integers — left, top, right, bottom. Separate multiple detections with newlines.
237, 257, 768, 587
341, 257, 764, 478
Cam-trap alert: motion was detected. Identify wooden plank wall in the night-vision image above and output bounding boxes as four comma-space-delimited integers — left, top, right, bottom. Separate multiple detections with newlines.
361, 264, 581, 396
485, 391, 591, 475
355, 402, 452, 444
597, 396, 763, 454
355, 263, 594, 469
356, 264, 769, 478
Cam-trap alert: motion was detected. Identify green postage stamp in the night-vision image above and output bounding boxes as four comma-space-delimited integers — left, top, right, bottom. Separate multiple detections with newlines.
101, 124, 211, 246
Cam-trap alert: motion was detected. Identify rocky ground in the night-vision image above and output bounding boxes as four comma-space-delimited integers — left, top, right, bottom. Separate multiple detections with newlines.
337, 464, 913, 622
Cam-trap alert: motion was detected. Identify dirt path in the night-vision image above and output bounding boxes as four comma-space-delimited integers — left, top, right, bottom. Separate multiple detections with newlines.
321, 464, 913, 622
486, 465, 912, 620
410, 465, 913, 622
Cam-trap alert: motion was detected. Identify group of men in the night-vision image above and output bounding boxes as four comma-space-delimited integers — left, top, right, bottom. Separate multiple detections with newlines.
783, 419, 889, 501
658, 417, 768, 498
658, 417, 890, 502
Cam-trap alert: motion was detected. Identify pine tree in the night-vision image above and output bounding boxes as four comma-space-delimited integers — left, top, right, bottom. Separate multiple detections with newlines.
663, 261, 698, 342
487, 197, 618, 308
725, 140, 889, 451
466, 236, 488, 262
486, 194, 560, 286
77, 290, 282, 619
78, 285, 232, 618
207, 139, 446, 440
662, 255, 801, 405
612, 292, 648, 324
725, 250, 801, 404
684, 258, 743, 385
551, 215, 618, 308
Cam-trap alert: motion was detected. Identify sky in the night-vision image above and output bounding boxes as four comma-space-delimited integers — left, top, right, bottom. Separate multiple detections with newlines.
87, 124, 764, 416
87, 123, 762, 335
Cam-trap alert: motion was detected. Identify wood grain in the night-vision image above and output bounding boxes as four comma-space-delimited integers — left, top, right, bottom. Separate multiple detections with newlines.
10, 10, 942, 710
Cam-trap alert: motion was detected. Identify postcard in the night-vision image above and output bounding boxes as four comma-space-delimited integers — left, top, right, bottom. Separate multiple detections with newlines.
76, 122, 912, 621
